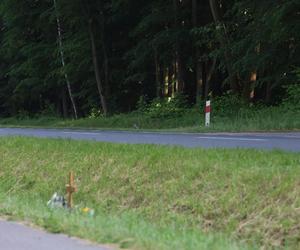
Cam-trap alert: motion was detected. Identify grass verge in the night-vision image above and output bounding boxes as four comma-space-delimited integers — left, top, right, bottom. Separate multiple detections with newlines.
0, 137, 300, 249
0, 106, 299, 132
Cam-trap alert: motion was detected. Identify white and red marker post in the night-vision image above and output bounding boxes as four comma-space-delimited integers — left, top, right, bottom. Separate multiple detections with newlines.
205, 100, 211, 127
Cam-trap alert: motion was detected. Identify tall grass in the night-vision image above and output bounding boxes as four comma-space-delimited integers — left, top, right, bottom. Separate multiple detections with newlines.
1, 88, 300, 132
0, 105, 299, 132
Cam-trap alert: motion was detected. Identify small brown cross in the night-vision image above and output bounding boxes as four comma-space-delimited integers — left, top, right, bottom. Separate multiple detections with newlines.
66, 171, 77, 208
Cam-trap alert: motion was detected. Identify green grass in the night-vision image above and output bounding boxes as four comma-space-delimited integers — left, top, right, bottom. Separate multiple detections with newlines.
0, 137, 300, 249
0, 106, 299, 132
0, 196, 240, 250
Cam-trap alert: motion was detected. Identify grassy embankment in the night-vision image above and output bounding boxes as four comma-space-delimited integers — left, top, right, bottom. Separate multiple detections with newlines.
0, 106, 299, 132
0, 137, 299, 249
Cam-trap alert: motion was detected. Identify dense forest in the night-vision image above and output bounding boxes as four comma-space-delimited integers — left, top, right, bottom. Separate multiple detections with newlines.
0, 0, 299, 118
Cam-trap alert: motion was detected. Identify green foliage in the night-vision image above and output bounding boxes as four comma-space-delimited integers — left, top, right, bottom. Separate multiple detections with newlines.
212, 93, 248, 117
40, 102, 59, 117
282, 84, 300, 111
88, 107, 104, 119
136, 95, 148, 113
0, 0, 299, 118
15, 110, 31, 120
1, 102, 300, 132
228, 0, 299, 91
138, 94, 189, 119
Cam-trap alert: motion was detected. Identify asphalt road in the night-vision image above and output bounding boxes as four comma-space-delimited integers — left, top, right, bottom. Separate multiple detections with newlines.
0, 220, 110, 250
0, 128, 300, 151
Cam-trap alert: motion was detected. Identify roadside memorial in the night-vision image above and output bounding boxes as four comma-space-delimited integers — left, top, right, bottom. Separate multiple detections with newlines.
66, 171, 77, 209
47, 171, 95, 216
47, 192, 67, 209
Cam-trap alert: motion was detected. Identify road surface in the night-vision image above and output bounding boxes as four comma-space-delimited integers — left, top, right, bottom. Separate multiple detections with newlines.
0, 128, 300, 151
0, 220, 110, 250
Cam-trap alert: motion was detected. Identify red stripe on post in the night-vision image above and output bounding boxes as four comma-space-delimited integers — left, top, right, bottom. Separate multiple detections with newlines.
205, 106, 211, 113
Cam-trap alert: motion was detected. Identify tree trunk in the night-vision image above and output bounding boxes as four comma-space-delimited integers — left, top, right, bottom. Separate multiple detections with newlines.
209, 0, 238, 93
168, 66, 173, 97
265, 81, 272, 104
173, 0, 185, 93
243, 71, 256, 102
172, 60, 177, 95
62, 87, 68, 118
192, 0, 203, 103
155, 49, 162, 98
53, 0, 78, 119
88, 19, 108, 116
177, 55, 185, 93
195, 61, 203, 102
162, 67, 168, 97
250, 71, 256, 101
100, 21, 110, 100
205, 59, 217, 100
243, 44, 260, 102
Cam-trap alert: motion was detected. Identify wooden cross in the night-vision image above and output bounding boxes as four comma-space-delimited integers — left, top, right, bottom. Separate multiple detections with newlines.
66, 171, 77, 208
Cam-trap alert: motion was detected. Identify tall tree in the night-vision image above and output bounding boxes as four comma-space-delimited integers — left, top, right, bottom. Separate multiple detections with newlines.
209, 0, 238, 92
53, 0, 78, 119
88, 18, 108, 115
192, 0, 203, 102
0, 0, 298, 117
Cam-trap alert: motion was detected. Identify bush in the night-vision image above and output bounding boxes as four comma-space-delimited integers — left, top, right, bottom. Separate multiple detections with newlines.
136, 96, 148, 113
212, 93, 248, 117
40, 101, 57, 117
137, 94, 189, 119
88, 107, 103, 118
282, 84, 300, 111
16, 109, 31, 120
